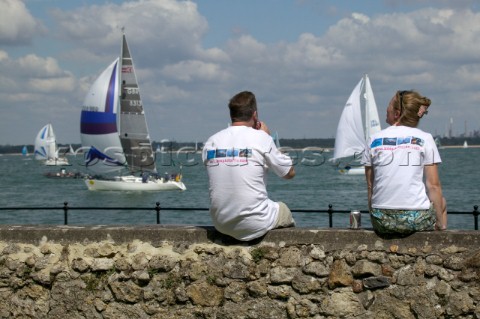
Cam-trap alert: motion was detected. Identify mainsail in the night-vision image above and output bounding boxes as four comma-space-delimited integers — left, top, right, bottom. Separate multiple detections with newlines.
332, 74, 381, 162
118, 34, 155, 173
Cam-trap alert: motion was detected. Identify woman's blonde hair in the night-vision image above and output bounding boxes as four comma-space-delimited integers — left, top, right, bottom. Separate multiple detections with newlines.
395, 90, 431, 127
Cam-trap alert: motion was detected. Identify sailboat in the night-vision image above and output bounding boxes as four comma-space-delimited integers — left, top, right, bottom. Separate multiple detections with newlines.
22, 145, 28, 157
80, 32, 186, 191
34, 124, 71, 166
272, 131, 281, 148
463, 140, 469, 148
331, 74, 381, 175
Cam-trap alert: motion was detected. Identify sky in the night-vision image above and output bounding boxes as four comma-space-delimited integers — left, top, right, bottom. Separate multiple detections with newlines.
1, 0, 479, 145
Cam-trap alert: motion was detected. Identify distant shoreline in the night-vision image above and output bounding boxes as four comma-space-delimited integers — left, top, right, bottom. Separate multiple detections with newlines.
439, 145, 480, 149
3, 144, 479, 156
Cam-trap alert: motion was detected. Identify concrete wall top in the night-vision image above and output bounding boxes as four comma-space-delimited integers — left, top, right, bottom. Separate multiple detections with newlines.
0, 225, 478, 250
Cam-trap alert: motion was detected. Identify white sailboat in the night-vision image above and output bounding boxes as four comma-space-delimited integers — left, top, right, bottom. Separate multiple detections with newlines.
272, 131, 281, 148
463, 140, 468, 148
331, 74, 381, 175
34, 124, 71, 166
80, 32, 186, 191
67, 144, 75, 155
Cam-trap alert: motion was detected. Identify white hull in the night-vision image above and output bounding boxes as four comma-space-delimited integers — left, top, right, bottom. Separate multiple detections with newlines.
85, 175, 186, 191
338, 166, 365, 175
45, 157, 71, 166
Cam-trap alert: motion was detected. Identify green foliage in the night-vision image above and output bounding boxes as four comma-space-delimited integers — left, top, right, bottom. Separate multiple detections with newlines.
162, 273, 181, 289
251, 247, 269, 263
83, 269, 116, 292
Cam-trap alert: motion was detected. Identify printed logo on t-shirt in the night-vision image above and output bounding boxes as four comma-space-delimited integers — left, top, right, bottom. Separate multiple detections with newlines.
370, 136, 424, 149
206, 148, 252, 164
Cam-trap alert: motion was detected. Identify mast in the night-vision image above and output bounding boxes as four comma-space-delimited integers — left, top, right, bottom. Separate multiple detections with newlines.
362, 74, 369, 140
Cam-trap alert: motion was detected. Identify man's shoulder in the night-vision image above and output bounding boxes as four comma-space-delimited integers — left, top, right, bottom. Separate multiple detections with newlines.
205, 128, 230, 142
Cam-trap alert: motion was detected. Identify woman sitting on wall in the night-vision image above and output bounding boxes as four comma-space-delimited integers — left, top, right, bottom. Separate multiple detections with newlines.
361, 90, 447, 235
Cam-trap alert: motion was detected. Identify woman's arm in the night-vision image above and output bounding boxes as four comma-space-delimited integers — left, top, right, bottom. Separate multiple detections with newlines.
424, 164, 447, 230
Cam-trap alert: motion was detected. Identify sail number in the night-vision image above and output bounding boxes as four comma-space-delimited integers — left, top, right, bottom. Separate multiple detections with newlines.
125, 88, 139, 95
129, 100, 142, 107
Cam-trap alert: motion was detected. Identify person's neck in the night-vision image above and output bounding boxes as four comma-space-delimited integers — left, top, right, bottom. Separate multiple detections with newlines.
232, 120, 253, 128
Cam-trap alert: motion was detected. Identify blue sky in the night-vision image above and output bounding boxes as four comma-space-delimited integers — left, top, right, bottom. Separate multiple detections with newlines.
1, 0, 479, 145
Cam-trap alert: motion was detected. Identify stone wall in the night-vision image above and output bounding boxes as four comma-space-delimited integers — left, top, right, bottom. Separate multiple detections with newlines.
0, 225, 479, 318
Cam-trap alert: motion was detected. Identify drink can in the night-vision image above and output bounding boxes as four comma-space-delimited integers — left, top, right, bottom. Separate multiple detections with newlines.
350, 210, 361, 229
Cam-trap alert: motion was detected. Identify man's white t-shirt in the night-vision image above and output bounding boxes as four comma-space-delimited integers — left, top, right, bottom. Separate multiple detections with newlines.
361, 125, 441, 210
202, 126, 293, 241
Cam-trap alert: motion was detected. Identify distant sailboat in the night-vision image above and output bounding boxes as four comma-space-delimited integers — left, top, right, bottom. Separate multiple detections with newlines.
34, 124, 71, 166
68, 144, 75, 155
22, 145, 28, 157
272, 131, 281, 148
331, 74, 381, 175
463, 140, 468, 148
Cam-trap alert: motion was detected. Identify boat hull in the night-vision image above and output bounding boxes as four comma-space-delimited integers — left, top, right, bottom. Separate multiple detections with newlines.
45, 158, 71, 166
84, 175, 186, 191
338, 166, 365, 175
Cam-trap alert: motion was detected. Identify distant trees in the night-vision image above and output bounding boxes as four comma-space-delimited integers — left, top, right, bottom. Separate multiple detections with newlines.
1, 137, 479, 154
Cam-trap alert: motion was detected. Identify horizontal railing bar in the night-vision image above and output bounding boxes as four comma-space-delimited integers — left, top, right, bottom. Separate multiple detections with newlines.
0, 207, 476, 214
0, 204, 477, 229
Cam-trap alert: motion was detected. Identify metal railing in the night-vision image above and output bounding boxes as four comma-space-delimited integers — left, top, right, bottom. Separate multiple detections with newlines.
0, 203, 478, 230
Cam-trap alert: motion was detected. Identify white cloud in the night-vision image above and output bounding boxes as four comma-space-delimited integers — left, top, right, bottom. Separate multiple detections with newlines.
226, 35, 268, 63
52, 0, 209, 64
0, 53, 75, 93
29, 76, 75, 93
162, 60, 230, 82
17, 54, 64, 77
0, 0, 45, 44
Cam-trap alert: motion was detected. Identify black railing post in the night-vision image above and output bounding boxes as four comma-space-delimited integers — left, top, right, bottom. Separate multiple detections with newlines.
328, 204, 333, 228
63, 202, 69, 225
473, 205, 479, 231
155, 202, 161, 224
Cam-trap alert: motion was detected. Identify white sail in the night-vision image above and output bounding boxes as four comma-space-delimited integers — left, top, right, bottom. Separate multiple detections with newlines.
272, 131, 281, 148
364, 75, 381, 141
332, 74, 381, 175
34, 124, 57, 161
80, 58, 126, 174
332, 78, 365, 160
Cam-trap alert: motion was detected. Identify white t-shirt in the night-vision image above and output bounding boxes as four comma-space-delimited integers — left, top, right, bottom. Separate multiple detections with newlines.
361, 125, 441, 210
202, 126, 293, 241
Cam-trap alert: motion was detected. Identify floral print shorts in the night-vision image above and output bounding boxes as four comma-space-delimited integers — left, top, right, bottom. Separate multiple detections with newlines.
370, 204, 436, 235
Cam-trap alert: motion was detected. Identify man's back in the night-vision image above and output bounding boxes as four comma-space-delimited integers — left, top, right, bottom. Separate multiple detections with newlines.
203, 126, 292, 240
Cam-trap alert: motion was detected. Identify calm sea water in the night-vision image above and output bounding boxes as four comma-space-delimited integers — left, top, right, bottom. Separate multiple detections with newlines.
0, 147, 478, 230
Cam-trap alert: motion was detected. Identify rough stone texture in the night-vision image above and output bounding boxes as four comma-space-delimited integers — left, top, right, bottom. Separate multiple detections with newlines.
0, 226, 478, 318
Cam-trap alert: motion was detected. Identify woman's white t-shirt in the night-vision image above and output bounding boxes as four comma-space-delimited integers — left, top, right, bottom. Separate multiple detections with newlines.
361, 125, 441, 210
202, 126, 293, 241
